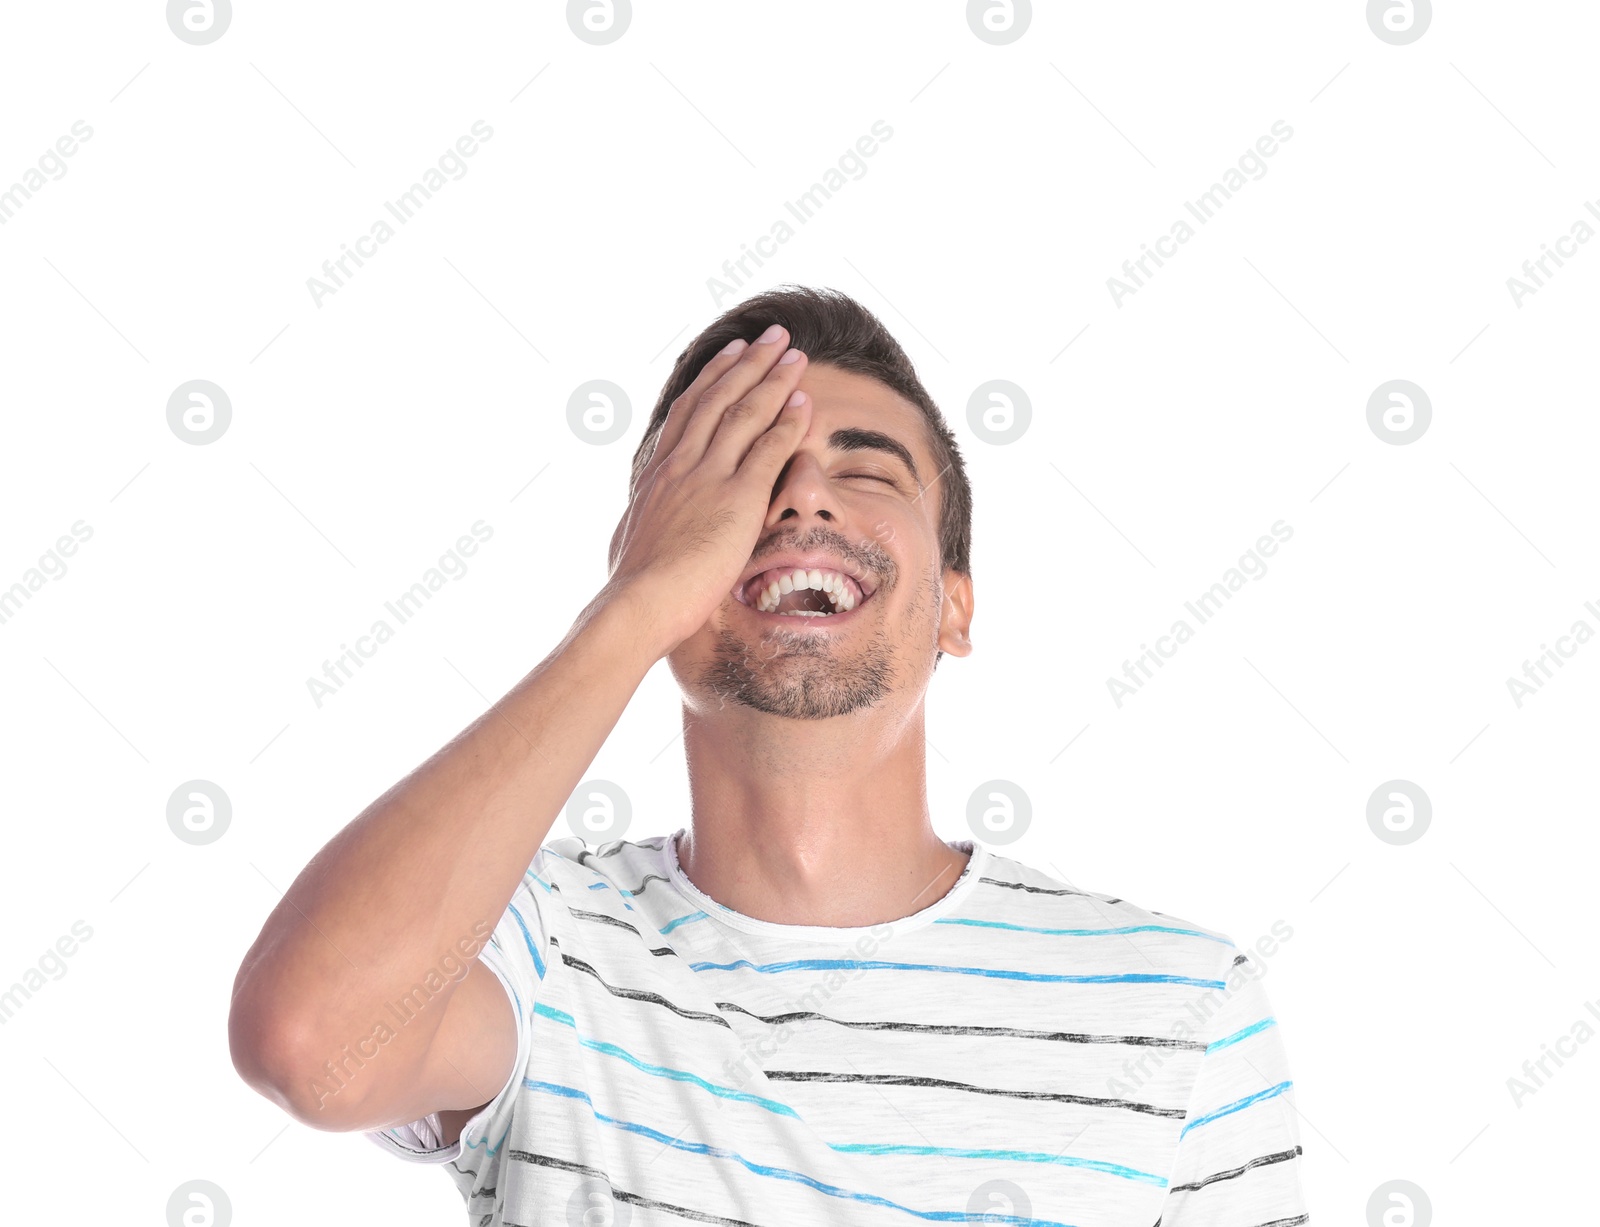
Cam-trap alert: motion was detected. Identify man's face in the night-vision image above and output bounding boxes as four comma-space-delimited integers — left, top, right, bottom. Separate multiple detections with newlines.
666, 363, 973, 719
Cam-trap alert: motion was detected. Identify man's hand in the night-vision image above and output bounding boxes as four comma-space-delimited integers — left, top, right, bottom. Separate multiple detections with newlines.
606, 324, 811, 657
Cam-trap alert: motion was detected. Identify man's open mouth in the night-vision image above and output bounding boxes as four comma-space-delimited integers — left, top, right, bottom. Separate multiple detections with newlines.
734, 565, 874, 619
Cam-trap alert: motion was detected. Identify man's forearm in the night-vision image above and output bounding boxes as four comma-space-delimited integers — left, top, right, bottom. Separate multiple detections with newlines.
228, 585, 662, 1107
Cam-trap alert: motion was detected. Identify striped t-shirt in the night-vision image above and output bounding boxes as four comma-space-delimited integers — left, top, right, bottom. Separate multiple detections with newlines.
367, 830, 1309, 1227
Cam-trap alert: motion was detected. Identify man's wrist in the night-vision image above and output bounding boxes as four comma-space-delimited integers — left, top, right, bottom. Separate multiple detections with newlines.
581, 580, 675, 671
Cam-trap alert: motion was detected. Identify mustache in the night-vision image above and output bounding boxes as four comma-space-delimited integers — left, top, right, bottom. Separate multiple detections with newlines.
750, 527, 893, 582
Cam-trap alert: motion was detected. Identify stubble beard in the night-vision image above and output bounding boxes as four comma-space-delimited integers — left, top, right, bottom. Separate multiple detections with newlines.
700, 614, 897, 719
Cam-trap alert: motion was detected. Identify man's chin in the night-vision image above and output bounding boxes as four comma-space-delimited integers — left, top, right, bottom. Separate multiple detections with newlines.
697, 621, 895, 717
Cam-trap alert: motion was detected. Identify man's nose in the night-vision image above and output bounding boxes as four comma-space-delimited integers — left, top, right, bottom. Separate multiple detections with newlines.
765, 452, 837, 524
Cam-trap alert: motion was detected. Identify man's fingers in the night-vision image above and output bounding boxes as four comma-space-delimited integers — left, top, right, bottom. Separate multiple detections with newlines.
647, 336, 750, 470
705, 345, 808, 473
735, 389, 811, 486
667, 325, 795, 469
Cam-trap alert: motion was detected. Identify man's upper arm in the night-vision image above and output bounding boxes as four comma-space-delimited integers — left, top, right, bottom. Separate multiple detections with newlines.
1156, 953, 1309, 1225
383, 956, 521, 1147
363, 865, 556, 1161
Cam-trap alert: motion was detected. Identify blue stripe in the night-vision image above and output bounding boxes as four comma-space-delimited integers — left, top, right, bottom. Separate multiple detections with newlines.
934, 917, 1230, 945
533, 1000, 577, 1027
532, 1003, 800, 1118
827, 1142, 1163, 1186
524, 870, 554, 894
464, 1126, 512, 1164
1181, 1081, 1293, 1137
586, 881, 637, 911
661, 910, 712, 934
690, 958, 1224, 989
506, 902, 546, 980
1207, 1017, 1276, 1053
520, 1079, 1082, 1227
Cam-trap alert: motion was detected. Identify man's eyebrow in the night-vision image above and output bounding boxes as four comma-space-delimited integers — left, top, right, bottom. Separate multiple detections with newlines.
828, 427, 921, 485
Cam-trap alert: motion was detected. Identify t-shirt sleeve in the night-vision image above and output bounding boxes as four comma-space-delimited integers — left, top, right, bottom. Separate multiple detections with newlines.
1154, 949, 1310, 1226
362, 851, 559, 1168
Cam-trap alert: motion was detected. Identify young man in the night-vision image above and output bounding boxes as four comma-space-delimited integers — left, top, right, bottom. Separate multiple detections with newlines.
229, 286, 1309, 1226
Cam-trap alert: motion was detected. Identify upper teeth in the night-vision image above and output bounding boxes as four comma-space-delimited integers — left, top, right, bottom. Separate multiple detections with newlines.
754, 568, 858, 615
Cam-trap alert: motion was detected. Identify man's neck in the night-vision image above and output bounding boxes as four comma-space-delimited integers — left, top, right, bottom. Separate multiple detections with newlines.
674, 705, 969, 928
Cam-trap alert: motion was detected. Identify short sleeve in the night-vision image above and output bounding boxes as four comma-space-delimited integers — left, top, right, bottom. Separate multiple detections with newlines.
1155, 950, 1310, 1226
363, 849, 560, 1168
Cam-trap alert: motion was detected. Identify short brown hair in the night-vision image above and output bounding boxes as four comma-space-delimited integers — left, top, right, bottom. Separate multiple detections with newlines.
629, 284, 973, 580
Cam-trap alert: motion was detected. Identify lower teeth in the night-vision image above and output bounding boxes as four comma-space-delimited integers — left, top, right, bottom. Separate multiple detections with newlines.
777, 609, 832, 617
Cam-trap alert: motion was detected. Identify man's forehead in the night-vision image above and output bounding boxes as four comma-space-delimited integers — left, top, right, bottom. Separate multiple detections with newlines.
797, 366, 933, 485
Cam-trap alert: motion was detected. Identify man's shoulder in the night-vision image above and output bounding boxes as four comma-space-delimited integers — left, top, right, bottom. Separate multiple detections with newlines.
971, 846, 1242, 966
530, 830, 673, 892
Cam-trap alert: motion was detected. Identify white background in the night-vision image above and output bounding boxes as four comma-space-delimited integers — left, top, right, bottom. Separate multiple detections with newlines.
1, 1, 1594, 1222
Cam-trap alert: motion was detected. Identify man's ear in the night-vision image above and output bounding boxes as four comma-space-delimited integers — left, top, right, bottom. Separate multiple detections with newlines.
936, 570, 974, 657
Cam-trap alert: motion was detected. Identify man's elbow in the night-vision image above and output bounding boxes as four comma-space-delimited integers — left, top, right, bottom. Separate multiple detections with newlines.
227, 991, 368, 1131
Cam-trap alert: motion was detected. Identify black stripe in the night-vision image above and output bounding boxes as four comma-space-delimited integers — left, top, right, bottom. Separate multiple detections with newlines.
560, 953, 735, 1029
509, 1150, 771, 1227
980, 874, 1129, 905
551, 955, 1201, 1049
563, 909, 683, 959
978, 875, 1094, 898
620, 871, 676, 897
1251, 1217, 1309, 1227
1168, 1145, 1303, 1194
589, 835, 667, 856
566, 907, 644, 935
763, 1069, 1185, 1118
713, 1000, 1207, 1050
